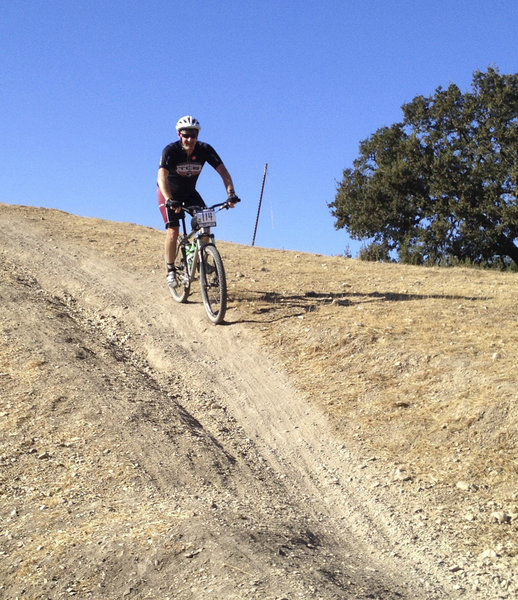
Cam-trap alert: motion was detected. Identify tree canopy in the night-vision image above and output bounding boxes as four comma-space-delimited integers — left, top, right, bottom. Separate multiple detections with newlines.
330, 68, 518, 267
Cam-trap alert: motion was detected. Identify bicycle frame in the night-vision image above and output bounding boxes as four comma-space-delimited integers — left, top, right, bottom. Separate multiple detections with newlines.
168, 201, 231, 324
176, 203, 226, 284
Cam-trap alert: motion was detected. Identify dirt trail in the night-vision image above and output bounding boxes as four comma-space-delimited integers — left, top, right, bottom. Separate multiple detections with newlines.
1, 205, 508, 599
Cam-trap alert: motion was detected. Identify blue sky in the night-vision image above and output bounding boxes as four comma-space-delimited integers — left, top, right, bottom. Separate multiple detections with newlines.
1, 0, 517, 256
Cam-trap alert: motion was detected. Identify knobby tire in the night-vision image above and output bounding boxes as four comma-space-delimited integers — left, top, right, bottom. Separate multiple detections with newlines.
200, 244, 227, 324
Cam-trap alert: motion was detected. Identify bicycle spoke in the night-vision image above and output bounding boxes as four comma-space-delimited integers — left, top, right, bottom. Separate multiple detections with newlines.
168, 241, 191, 303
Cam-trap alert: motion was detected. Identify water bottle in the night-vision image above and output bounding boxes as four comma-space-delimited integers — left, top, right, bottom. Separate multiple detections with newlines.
186, 241, 196, 270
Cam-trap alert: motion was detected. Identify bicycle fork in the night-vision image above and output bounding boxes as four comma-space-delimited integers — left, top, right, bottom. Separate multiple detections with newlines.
178, 229, 214, 283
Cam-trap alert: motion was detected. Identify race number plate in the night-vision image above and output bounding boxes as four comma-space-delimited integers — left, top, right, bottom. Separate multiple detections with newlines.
196, 208, 216, 227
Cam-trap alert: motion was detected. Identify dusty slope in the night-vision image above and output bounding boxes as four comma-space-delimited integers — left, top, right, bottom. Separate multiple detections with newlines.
0, 204, 517, 599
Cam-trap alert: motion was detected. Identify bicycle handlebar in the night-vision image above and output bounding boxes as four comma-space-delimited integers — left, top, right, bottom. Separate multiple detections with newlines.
182, 199, 240, 216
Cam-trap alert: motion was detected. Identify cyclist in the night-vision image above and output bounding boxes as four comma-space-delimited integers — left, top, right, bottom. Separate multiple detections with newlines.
157, 115, 239, 286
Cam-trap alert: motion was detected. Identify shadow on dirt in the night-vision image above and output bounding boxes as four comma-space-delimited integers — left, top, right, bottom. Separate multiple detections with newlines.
229, 289, 490, 324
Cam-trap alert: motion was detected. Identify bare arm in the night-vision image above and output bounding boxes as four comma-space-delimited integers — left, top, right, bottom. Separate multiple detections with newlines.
157, 167, 172, 200
157, 167, 183, 213
216, 163, 235, 197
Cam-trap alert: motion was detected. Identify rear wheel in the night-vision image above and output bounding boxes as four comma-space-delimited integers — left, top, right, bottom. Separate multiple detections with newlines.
168, 246, 190, 303
200, 244, 227, 324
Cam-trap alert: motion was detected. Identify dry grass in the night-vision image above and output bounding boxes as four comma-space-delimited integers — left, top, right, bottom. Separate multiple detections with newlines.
5, 205, 518, 502
222, 243, 518, 499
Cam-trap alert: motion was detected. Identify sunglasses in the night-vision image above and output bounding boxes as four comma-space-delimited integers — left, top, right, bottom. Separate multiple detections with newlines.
180, 131, 198, 139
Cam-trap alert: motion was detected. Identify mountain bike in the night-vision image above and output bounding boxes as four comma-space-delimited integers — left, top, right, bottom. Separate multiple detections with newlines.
167, 201, 237, 325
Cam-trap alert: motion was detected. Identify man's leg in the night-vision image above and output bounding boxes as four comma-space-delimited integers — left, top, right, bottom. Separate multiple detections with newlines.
165, 225, 179, 265
165, 225, 180, 287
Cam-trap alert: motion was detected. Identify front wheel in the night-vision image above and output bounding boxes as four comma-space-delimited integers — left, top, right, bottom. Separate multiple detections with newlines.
200, 244, 227, 324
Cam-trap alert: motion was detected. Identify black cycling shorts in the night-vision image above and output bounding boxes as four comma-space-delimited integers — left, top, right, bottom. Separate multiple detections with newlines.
158, 189, 206, 229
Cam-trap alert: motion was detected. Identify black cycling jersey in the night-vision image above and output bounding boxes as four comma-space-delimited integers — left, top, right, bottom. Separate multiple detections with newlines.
159, 140, 223, 199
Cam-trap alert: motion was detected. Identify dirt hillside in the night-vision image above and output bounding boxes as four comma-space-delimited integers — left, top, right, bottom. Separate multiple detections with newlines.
1, 203, 517, 599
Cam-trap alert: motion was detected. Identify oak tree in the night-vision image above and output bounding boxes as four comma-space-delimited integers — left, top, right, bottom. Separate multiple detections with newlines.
330, 68, 518, 267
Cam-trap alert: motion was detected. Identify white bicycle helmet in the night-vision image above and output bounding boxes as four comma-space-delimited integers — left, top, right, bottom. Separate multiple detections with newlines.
175, 115, 201, 132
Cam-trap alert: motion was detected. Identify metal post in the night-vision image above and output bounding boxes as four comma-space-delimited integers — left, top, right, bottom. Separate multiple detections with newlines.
252, 163, 268, 246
